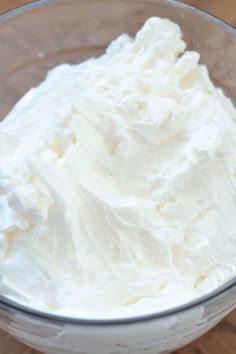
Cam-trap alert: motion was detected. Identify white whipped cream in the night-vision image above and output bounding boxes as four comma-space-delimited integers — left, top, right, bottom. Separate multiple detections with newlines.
0, 18, 236, 318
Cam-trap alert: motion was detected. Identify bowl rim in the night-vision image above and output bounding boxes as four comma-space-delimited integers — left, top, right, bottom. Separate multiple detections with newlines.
0, 0, 235, 326
0, 0, 236, 33
0, 277, 235, 325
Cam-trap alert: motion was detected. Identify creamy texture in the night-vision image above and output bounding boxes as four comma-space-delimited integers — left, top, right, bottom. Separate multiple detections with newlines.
0, 18, 236, 318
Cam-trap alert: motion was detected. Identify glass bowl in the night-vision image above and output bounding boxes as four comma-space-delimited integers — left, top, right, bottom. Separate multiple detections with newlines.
0, 1, 235, 353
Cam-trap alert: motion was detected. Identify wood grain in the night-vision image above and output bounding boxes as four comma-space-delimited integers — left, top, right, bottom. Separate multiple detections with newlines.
0, 1, 235, 354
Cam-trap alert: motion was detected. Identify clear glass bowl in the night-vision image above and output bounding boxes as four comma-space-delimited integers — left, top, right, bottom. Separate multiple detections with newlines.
0, 1, 235, 353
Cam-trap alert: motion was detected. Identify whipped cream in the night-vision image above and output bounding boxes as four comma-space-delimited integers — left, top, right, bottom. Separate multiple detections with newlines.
0, 18, 236, 318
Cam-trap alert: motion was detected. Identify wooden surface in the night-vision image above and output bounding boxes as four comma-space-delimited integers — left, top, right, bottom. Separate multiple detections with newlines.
0, 0, 235, 353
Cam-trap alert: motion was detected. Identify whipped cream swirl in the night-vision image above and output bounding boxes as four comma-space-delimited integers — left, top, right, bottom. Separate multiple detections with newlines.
0, 18, 236, 318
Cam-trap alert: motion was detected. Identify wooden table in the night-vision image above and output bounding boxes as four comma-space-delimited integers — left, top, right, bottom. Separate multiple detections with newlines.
0, 0, 235, 353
